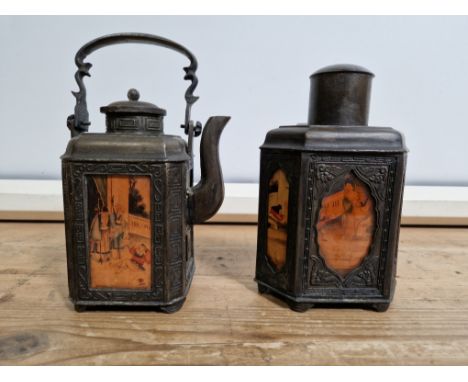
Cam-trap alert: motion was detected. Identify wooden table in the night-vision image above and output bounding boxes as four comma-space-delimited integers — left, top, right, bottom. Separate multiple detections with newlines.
0, 223, 467, 365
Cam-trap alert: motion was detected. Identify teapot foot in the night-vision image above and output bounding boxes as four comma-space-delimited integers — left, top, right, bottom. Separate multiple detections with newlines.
74, 304, 87, 312
160, 298, 186, 314
371, 302, 390, 312
288, 301, 313, 313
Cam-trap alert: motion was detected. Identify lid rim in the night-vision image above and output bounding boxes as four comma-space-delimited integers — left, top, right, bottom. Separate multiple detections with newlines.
310, 64, 375, 78
100, 106, 167, 116
100, 88, 167, 117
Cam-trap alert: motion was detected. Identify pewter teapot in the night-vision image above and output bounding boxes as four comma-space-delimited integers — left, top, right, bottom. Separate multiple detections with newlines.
61, 33, 229, 313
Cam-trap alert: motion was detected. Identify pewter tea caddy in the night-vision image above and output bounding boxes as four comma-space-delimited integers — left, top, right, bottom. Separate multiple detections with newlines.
255, 64, 407, 312
61, 33, 229, 313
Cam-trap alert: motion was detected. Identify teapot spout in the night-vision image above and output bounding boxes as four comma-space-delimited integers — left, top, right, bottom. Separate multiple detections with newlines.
190, 116, 230, 224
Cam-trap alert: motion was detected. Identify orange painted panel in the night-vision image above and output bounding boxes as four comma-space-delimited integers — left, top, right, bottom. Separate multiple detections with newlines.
267, 170, 289, 271
317, 173, 375, 278
87, 175, 152, 290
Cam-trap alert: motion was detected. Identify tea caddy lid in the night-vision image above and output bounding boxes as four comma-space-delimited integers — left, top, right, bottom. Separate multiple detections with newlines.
311, 64, 374, 76
261, 63, 407, 153
308, 64, 374, 126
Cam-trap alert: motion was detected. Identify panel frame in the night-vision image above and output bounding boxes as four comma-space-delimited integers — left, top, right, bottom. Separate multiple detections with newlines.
301, 153, 403, 301
65, 162, 164, 303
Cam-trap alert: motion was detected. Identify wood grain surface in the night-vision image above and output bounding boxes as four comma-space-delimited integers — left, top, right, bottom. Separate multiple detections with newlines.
0, 223, 467, 365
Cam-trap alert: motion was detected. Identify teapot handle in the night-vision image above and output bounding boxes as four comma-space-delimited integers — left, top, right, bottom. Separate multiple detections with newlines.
67, 32, 199, 140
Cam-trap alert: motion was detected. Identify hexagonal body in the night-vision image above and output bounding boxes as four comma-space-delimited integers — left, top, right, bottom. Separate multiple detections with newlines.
255, 124, 407, 311
62, 132, 193, 312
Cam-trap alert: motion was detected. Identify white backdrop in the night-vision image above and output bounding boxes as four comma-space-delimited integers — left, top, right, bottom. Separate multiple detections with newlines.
0, 16, 467, 186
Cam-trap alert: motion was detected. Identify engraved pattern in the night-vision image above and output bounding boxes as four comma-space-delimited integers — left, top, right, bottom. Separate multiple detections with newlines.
62, 162, 75, 293
166, 165, 186, 299
301, 161, 315, 290
360, 167, 388, 184
310, 257, 341, 288
305, 155, 397, 291
316, 164, 341, 183
66, 162, 165, 301
345, 255, 379, 287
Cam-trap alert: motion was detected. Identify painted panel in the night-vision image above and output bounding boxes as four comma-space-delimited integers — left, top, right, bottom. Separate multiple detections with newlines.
87, 175, 152, 289
316, 172, 375, 278
267, 169, 289, 271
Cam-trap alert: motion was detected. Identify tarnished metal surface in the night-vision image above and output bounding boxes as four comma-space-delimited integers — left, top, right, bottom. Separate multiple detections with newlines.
256, 65, 408, 312
62, 33, 229, 313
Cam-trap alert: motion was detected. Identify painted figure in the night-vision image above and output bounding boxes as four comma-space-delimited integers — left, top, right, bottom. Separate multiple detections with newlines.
110, 202, 126, 255
88, 175, 152, 289
99, 207, 111, 254
89, 207, 101, 254
130, 243, 151, 271
267, 169, 289, 271
316, 174, 375, 277
342, 181, 373, 239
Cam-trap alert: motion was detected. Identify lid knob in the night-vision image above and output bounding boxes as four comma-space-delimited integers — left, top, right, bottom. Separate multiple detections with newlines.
307, 64, 374, 126
127, 88, 140, 102
100, 89, 166, 117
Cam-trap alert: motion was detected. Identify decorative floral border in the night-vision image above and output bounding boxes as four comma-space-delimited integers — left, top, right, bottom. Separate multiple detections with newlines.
304, 155, 397, 292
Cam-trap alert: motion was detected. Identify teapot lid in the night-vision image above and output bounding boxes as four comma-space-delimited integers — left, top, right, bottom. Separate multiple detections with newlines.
100, 88, 167, 117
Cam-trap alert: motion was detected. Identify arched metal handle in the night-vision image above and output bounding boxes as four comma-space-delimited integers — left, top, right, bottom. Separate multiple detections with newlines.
67, 32, 199, 138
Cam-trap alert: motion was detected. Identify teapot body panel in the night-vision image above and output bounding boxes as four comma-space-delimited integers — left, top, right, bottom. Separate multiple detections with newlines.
62, 155, 193, 312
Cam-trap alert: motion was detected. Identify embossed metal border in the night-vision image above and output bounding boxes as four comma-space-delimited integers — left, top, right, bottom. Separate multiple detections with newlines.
303, 154, 397, 297
66, 162, 165, 302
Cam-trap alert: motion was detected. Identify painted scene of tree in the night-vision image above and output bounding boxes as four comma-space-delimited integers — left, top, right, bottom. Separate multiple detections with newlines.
87, 175, 152, 289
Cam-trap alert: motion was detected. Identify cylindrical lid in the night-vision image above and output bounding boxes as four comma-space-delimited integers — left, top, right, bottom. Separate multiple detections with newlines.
100, 88, 166, 116
307, 64, 374, 126
100, 89, 166, 134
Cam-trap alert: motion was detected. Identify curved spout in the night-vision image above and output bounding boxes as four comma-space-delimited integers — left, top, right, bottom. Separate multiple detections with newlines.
190, 116, 230, 224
